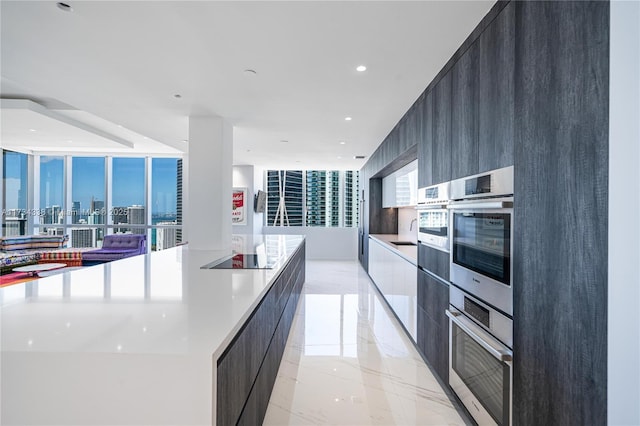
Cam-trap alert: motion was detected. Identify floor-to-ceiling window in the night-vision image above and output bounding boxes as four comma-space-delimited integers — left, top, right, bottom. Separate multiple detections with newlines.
2, 150, 29, 236
151, 158, 180, 251
37, 156, 65, 236
70, 157, 106, 247
1, 152, 184, 251
112, 157, 146, 235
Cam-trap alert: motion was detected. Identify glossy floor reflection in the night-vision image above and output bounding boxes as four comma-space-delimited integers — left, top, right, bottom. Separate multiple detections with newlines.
263, 261, 466, 426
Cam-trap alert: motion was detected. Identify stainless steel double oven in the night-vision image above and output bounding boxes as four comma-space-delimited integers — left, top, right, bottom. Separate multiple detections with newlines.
446, 166, 514, 426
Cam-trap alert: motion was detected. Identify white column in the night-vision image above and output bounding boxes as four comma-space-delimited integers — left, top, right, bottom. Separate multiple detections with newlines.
609, 1, 640, 424
184, 116, 233, 250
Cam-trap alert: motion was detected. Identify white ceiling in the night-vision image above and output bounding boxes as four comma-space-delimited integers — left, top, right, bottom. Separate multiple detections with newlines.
1, 1, 494, 169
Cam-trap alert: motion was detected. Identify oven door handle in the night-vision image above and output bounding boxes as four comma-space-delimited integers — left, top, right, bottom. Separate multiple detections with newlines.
446, 308, 513, 364
447, 201, 513, 210
416, 204, 448, 210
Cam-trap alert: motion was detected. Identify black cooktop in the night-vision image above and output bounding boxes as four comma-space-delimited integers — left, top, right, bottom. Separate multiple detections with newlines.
202, 253, 274, 269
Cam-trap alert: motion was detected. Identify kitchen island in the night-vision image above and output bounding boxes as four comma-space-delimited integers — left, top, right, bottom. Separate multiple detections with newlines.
0, 234, 305, 425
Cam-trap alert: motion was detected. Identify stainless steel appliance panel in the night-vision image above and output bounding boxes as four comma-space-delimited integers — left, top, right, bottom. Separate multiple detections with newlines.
447, 306, 512, 426
417, 207, 449, 252
418, 181, 451, 205
449, 285, 512, 348
450, 166, 513, 201
449, 201, 513, 316
417, 181, 451, 252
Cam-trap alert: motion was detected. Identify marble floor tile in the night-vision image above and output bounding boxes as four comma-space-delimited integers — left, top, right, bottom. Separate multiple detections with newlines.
263, 260, 466, 426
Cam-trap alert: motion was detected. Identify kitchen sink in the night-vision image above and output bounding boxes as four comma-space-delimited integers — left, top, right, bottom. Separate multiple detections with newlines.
390, 241, 417, 246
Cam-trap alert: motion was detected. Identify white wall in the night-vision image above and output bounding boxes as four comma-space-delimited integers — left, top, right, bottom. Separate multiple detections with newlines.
232, 165, 265, 235
397, 207, 418, 244
263, 226, 358, 260
608, 2, 640, 424
252, 166, 265, 235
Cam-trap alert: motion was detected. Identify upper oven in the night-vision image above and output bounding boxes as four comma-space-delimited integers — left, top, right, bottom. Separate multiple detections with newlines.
417, 181, 450, 252
448, 166, 514, 316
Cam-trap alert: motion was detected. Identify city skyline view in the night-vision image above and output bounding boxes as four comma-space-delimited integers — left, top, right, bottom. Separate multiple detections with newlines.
38, 157, 180, 219
4, 152, 181, 249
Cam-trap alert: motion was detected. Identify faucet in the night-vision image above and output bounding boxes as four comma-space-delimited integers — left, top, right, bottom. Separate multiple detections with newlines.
410, 218, 417, 231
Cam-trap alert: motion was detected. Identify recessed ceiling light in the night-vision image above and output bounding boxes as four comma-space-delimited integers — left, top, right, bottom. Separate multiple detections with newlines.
339, 141, 346, 145
356, 65, 367, 72
353, 155, 366, 159
244, 69, 257, 75
182, 139, 188, 143
29, 129, 37, 132
345, 117, 352, 121
56, 2, 73, 12
174, 94, 182, 99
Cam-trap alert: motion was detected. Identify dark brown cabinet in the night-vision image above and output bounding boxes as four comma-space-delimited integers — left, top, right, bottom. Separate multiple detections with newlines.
217, 242, 306, 426
417, 268, 449, 382
417, 243, 449, 282
418, 92, 433, 188
363, 1, 609, 424
432, 73, 452, 185
478, 0, 515, 173
451, 42, 480, 180
513, 2, 608, 425
402, 98, 423, 153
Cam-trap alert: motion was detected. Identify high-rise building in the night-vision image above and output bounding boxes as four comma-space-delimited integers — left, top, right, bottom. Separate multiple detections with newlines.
72, 201, 81, 224
176, 158, 182, 243
305, 170, 326, 226
267, 170, 303, 226
88, 212, 101, 225
44, 205, 61, 225
71, 228, 96, 248
47, 227, 64, 236
4, 217, 23, 236
306, 171, 340, 227
89, 197, 105, 224
156, 221, 177, 251
112, 206, 128, 233
344, 171, 359, 227
327, 171, 340, 227
127, 205, 145, 234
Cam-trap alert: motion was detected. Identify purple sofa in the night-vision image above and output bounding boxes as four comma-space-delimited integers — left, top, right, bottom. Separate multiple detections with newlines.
83, 234, 146, 265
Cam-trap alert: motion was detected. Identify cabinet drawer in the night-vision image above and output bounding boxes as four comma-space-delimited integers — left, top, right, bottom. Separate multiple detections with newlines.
417, 268, 449, 330
417, 243, 449, 281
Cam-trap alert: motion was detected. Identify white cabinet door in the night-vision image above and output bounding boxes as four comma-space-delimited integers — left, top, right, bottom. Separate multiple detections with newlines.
403, 259, 418, 341
382, 174, 396, 208
383, 160, 418, 207
367, 238, 418, 342
368, 239, 383, 287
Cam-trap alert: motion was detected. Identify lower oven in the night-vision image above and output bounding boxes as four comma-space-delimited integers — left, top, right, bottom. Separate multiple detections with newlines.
447, 286, 512, 426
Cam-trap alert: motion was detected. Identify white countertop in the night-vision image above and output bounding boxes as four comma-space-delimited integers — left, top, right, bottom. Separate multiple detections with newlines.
0, 234, 305, 426
369, 234, 418, 265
